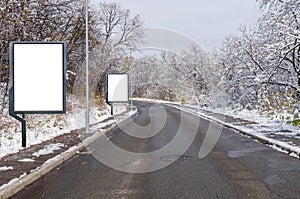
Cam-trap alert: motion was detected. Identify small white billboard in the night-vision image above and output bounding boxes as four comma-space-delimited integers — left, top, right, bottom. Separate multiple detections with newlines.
10, 42, 66, 113
107, 73, 129, 102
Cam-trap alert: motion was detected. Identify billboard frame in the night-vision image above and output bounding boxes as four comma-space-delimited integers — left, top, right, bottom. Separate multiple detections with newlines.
9, 41, 67, 114
106, 73, 130, 103
9, 41, 67, 147
106, 73, 130, 115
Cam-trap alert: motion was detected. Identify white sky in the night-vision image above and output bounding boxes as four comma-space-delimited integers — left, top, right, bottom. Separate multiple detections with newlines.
95, 0, 261, 51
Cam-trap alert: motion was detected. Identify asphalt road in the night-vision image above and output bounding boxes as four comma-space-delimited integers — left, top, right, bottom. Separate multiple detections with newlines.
12, 101, 300, 199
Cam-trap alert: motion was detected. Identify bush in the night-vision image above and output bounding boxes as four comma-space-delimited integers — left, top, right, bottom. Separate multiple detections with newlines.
181, 98, 186, 105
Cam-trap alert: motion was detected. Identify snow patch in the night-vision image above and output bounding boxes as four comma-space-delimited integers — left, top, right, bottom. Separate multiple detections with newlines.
0, 172, 27, 191
268, 145, 289, 154
0, 166, 13, 172
32, 143, 65, 157
18, 158, 35, 162
290, 152, 300, 159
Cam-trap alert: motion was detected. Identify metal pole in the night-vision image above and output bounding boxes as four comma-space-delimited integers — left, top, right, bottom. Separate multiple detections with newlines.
22, 114, 26, 147
111, 103, 113, 115
85, 0, 89, 133
9, 88, 27, 147
129, 49, 133, 110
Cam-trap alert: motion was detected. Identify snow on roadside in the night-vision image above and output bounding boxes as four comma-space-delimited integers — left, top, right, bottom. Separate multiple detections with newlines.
32, 143, 65, 157
0, 95, 114, 159
133, 98, 180, 105
112, 103, 130, 115
0, 172, 27, 191
201, 106, 299, 140
0, 166, 13, 172
177, 101, 298, 136
186, 104, 300, 157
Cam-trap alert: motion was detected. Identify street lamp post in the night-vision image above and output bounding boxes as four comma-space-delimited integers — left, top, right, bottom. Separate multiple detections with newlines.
85, 0, 89, 133
129, 48, 133, 110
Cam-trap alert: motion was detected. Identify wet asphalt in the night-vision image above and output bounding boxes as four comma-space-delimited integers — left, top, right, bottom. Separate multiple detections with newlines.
12, 101, 300, 199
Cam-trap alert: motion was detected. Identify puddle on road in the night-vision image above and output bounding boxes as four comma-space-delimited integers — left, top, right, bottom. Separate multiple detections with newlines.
263, 175, 286, 185
227, 147, 266, 158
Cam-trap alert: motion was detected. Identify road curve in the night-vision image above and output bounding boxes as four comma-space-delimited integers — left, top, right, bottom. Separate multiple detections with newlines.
12, 101, 300, 199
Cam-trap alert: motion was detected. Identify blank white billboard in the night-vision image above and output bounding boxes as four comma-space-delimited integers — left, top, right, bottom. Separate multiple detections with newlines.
12, 42, 66, 113
107, 73, 129, 102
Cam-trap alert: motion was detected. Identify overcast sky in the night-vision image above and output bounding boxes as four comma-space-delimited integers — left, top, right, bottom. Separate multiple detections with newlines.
96, 0, 261, 51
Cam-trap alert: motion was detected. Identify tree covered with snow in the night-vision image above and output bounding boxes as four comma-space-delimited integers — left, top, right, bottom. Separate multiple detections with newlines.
217, 0, 300, 118
129, 44, 213, 104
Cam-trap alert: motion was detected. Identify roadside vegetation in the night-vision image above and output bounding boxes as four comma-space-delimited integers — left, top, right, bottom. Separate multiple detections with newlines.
0, 0, 299, 141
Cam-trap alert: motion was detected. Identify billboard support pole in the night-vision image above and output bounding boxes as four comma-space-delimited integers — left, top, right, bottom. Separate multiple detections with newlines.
111, 103, 113, 115
105, 89, 113, 115
106, 100, 113, 115
9, 88, 27, 147
21, 114, 26, 147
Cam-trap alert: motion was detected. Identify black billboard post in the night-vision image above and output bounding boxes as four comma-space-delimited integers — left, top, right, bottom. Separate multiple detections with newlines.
9, 41, 67, 147
106, 73, 130, 115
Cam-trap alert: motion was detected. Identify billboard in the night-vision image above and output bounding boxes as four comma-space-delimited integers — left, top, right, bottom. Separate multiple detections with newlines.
10, 42, 66, 114
107, 73, 129, 103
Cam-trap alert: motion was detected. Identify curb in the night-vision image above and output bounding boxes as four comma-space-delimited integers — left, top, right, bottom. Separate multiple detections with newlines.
0, 108, 137, 199
167, 104, 300, 158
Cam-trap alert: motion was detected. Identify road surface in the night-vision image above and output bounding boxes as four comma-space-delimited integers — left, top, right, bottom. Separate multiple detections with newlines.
13, 101, 300, 198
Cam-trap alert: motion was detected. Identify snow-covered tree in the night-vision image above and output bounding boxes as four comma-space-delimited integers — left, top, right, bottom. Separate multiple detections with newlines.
129, 43, 212, 104
217, 0, 300, 114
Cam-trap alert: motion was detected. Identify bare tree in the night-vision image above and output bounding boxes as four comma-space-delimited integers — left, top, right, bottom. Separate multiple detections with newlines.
82, 2, 144, 98
0, 0, 101, 112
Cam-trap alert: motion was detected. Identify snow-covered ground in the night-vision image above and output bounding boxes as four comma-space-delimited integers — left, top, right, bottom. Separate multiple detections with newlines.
0, 95, 130, 159
198, 106, 299, 139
